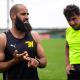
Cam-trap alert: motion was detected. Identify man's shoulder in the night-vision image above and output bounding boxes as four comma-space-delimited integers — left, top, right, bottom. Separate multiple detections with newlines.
0, 32, 7, 43
31, 31, 41, 43
0, 32, 7, 48
31, 31, 39, 36
66, 26, 72, 32
0, 32, 6, 39
66, 26, 71, 30
0, 29, 9, 38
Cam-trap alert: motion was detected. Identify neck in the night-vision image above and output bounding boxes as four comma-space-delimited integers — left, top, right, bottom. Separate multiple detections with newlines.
10, 26, 26, 39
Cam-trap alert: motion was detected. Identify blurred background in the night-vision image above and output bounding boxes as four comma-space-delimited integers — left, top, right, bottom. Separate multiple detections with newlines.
0, 0, 80, 80
0, 0, 80, 38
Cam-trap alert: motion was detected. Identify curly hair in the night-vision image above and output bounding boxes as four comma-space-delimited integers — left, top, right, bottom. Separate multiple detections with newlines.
63, 4, 80, 20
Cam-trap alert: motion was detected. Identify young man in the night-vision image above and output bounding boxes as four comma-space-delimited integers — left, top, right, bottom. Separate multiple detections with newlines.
63, 4, 80, 80
0, 4, 47, 80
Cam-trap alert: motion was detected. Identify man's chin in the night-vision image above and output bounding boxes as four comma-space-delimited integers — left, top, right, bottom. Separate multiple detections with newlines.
73, 27, 80, 30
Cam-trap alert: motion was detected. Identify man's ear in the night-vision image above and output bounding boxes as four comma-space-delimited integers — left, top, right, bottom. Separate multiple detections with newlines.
10, 13, 16, 20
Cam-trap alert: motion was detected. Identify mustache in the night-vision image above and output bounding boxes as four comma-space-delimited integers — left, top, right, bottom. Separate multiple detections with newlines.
23, 19, 29, 23
24, 21, 29, 24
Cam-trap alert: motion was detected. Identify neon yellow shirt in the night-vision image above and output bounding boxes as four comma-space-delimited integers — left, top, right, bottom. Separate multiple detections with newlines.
66, 26, 80, 64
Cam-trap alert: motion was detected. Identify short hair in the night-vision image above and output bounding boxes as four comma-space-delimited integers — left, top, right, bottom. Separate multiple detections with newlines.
10, 4, 18, 16
10, 4, 24, 16
63, 4, 80, 20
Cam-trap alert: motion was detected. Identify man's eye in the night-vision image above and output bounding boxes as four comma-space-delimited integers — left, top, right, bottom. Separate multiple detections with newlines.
27, 13, 29, 15
21, 13, 29, 15
72, 18, 76, 21
21, 13, 26, 15
67, 18, 76, 21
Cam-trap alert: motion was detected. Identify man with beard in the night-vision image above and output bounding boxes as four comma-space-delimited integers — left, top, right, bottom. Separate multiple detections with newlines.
63, 4, 80, 80
0, 4, 47, 80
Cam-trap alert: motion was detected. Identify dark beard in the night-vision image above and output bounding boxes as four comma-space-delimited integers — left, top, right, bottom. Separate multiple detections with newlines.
15, 16, 32, 33
72, 26, 80, 30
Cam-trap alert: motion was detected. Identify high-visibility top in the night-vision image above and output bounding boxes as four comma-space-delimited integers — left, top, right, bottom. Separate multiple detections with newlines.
66, 26, 80, 64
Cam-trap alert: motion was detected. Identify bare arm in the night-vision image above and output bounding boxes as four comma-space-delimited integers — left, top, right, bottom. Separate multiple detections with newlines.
65, 41, 70, 66
65, 41, 71, 74
36, 41, 47, 68
32, 32, 47, 68
0, 33, 26, 72
0, 33, 17, 71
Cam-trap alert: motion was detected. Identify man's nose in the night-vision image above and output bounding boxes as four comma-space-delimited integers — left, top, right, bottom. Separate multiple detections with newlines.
70, 20, 75, 25
25, 16, 29, 21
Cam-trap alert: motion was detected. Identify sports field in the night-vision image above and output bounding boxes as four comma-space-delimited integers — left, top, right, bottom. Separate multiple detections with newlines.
0, 38, 67, 80
38, 38, 67, 80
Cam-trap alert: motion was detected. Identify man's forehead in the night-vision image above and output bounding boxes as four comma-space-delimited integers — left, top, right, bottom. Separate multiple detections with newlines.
71, 15, 80, 18
68, 15, 80, 19
17, 5, 28, 12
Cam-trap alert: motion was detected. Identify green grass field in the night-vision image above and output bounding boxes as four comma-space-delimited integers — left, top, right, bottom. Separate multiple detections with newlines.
0, 38, 67, 80
38, 38, 67, 80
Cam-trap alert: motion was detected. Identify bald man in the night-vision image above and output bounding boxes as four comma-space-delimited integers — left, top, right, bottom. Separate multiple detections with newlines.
0, 4, 47, 80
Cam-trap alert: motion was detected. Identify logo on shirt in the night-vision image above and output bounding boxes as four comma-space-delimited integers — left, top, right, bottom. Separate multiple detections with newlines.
25, 41, 33, 47
10, 44, 16, 49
